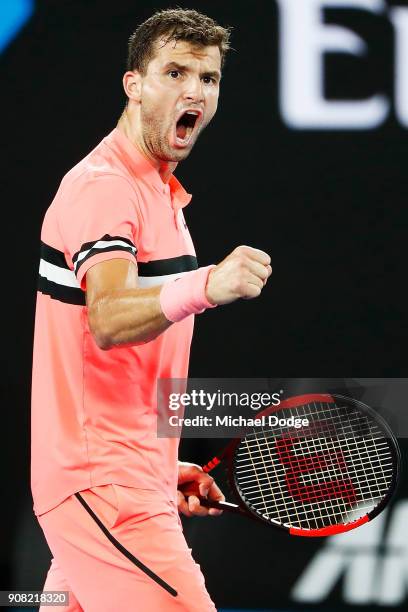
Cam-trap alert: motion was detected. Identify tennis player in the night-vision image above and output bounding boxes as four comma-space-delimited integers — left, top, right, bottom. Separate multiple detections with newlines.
31, 8, 272, 611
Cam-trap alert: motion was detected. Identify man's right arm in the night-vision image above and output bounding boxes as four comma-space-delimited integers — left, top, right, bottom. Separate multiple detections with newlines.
86, 245, 272, 350
86, 258, 171, 350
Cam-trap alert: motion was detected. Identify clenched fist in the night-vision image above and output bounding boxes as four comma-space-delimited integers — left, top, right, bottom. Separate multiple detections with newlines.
205, 245, 272, 306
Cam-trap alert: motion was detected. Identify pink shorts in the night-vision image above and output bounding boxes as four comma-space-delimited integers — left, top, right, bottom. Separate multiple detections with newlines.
37, 485, 216, 611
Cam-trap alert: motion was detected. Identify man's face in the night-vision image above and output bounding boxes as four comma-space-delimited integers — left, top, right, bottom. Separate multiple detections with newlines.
138, 39, 221, 163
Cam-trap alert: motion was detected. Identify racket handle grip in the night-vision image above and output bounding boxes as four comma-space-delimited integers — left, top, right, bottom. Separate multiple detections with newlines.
199, 498, 243, 513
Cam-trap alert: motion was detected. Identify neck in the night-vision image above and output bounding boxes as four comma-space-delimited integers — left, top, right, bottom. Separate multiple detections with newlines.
117, 109, 177, 184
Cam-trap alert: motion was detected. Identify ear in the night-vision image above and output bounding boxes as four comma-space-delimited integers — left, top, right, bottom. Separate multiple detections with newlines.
122, 71, 142, 102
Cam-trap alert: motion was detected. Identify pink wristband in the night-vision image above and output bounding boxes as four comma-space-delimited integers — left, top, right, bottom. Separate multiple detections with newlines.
159, 265, 217, 323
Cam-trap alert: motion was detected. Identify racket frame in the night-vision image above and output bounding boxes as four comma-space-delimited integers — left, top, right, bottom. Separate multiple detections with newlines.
203, 393, 400, 537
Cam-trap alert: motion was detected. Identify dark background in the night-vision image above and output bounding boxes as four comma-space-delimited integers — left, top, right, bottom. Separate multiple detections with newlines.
1, 0, 407, 610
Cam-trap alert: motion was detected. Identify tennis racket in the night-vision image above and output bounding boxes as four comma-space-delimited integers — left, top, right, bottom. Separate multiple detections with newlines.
196, 393, 400, 537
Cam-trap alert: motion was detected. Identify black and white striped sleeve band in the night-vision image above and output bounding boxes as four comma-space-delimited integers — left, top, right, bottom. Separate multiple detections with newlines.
72, 234, 137, 278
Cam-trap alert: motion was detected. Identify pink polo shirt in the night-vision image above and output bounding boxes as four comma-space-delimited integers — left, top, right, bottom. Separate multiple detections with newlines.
31, 128, 197, 516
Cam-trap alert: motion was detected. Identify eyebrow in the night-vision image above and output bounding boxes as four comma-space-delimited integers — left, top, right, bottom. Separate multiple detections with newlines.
162, 61, 221, 81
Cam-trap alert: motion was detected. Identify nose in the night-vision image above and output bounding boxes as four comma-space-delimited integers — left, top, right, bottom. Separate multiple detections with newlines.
182, 75, 204, 104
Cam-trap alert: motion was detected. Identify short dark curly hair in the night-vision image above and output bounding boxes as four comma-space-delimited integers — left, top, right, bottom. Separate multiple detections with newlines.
127, 8, 232, 74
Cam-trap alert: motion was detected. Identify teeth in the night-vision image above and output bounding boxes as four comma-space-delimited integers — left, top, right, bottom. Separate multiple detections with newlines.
186, 111, 199, 115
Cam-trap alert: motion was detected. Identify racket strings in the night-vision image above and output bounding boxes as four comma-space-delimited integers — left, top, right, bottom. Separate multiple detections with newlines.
237, 440, 392, 487
233, 400, 395, 530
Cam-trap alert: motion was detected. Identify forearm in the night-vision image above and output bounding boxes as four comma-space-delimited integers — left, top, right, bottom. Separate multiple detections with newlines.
87, 246, 272, 350
89, 285, 171, 349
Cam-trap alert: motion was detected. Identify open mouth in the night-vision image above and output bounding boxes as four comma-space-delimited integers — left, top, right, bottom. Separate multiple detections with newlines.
175, 110, 200, 144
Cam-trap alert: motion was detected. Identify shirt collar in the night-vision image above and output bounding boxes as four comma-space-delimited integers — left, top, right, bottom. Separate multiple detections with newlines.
105, 128, 192, 211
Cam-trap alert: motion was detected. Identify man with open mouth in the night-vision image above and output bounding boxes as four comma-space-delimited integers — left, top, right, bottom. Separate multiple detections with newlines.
31, 7, 272, 612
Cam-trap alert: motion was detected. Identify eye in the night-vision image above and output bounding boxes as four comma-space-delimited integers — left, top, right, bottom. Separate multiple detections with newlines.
169, 70, 181, 79
202, 76, 217, 85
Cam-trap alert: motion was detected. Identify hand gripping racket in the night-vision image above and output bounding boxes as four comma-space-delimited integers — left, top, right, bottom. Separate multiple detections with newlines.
199, 393, 400, 537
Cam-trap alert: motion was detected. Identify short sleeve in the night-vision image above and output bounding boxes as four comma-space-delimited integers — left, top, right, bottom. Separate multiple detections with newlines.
58, 173, 139, 291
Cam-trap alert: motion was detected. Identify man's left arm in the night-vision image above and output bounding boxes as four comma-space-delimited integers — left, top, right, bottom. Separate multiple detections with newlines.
177, 461, 225, 517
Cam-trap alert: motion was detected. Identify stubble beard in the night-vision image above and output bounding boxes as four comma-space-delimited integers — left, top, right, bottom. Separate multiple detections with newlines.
141, 106, 198, 163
